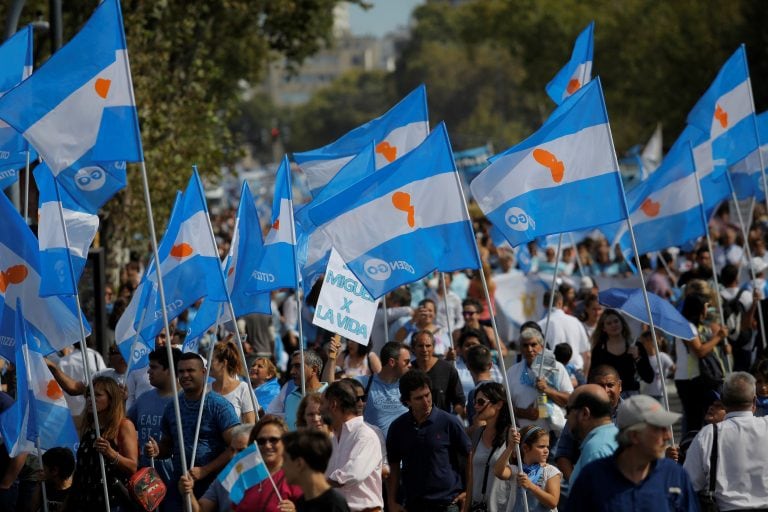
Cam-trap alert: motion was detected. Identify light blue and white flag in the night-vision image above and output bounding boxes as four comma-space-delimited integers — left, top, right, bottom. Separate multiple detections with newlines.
0, 192, 89, 362
183, 181, 271, 353
546, 22, 594, 105
245, 156, 298, 295
294, 85, 429, 196
0, 302, 79, 457
615, 141, 706, 258
218, 442, 270, 505
0, 25, 36, 191
687, 46, 757, 168
34, 163, 99, 297
729, 110, 768, 201
309, 122, 478, 299
675, 124, 731, 218
471, 78, 625, 248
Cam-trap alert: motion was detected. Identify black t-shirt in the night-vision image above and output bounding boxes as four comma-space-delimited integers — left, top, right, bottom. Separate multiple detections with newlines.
296, 488, 350, 512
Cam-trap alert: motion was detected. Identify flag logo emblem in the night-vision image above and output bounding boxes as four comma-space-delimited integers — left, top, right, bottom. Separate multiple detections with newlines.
0, 264, 28, 292
376, 141, 397, 163
94, 78, 111, 99
640, 198, 661, 217
74, 166, 107, 191
272, 219, 280, 230
170, 243, 194, 260
505, 207, 535, 232
46, 379, 64, 400
566, 79, 581, 94
364, 258, 391, 281
714, 104, 728, 128
533, 148, 565, 183
392, 191, 415, 228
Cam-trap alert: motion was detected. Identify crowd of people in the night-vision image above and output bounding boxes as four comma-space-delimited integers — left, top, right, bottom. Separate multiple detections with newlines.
1, 203, 768, 511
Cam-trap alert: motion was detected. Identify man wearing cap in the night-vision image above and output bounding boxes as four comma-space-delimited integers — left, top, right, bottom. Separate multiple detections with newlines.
565, 395, 698, 511
684, 372, 768, 510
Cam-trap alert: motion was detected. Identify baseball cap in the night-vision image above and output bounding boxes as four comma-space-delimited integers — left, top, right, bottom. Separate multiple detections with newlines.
616, 395, 681, 429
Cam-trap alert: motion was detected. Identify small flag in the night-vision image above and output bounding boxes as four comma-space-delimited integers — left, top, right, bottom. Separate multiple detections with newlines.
545, 22, 594, 105
218, 442, 270, 505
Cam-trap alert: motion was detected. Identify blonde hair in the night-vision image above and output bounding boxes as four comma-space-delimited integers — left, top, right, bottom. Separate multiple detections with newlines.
81, 376, 125, 441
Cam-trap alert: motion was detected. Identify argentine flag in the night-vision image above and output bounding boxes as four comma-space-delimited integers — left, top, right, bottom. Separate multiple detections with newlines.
294, 85, 429, 197
0, 302, 79, 457
183, 181, 271, 353
729, 110, 768, 201
0, 25, 36, 191
471, 78, 625, 248
34, 163, 99, 297
0, 192, 89, 362
546, 22, 594, 105
218, 442, 270, 505
309, 122, 478, 299
615, 141, 706, 258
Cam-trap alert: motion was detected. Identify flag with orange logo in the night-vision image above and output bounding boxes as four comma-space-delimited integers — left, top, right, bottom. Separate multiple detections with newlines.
308, 122, 478, 299
0, 0, 139, 210
0, 192, 89, 362
471, 78, 625, 249
729, 110, 768, 201
546, 22, 594, 105
687, 45, 758, 168
0, 301, 79, 457
294, 85, 429, 197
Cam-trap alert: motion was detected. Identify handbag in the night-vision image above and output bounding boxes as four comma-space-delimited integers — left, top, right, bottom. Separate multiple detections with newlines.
127, 466, 167, 512
697, 424, 720, 512
697, 349, 725, 389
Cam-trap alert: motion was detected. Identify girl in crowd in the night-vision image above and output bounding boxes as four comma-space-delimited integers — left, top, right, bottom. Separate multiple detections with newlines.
493, 425, 561, 512
395, 298, 451, 356
66, 376, 138, 511
211, 341, 256, 423
590, 309, 653, 397
236, 416, 303, 511
579, 294, 603, 339
295, 393, 331, 436
340, 340, 381, 378
250, 357, 281, 415
466, 382, 514, 512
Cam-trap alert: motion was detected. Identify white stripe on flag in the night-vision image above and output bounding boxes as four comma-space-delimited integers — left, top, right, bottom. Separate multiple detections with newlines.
38, 202, 99, 258
630, 173, 700, 226
264, 199, 294, 246
710, 80, 752, 139
373, 121, 430, 168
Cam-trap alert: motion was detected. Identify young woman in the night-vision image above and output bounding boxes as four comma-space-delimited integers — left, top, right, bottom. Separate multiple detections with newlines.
295, 393, 331, 436
493, 425, 561, 512
211, 341, 256, 423
340, 340, 382, 378
66, 376, 138, 511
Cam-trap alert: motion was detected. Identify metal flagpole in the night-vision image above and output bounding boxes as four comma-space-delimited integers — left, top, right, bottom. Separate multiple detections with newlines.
690, 142, 731, 373
190, 313, 219, 468
447, 166, 529, 512
600, 99, 674, 444
285, 168, 307, 396
440, 273, 455, 352
538, 234, 563, 377
23, 150, 30, 222
50, 179, 111, 511
194, 166, 260, 418
36, 438, 49, 512
382, 296, 390, 343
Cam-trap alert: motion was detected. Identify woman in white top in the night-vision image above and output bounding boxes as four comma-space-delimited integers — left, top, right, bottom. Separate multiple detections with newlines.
211, 340, 256, 423
341, 340, 382, 378
395, 298, 450, 356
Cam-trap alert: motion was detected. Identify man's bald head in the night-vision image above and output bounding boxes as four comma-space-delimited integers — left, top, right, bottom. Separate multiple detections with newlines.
566, 384, 613, 440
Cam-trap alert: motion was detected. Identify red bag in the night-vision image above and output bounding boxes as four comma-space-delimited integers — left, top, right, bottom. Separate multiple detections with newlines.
127, 466, 167, 512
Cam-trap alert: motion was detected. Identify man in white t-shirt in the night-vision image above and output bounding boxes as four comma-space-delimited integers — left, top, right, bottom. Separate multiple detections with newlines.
540, 290, 592, 376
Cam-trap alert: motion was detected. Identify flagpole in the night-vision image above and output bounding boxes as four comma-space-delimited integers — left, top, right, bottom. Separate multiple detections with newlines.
285, 166, 307, 397
50, 179, 112, 511
254, 441, 284, 502
193, 166, 261, 419
742, 45, 768, 215
36, 437, 49, 512
569, 232, 586, 278
690, 142, 732, 374
190, 312, 219, 468
600, 97, 674, 445
725, 171, 767, 352
23, 150, 30, 222
538, 234, 563, 377
447, 166, 529, 512
382, 296, 390, 343
440, 273, 454, 352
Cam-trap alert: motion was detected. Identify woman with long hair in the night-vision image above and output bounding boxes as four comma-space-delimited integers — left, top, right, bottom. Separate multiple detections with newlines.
340, 340, 382, 378
295, 393, 331, 436
235, 416, 303, 511
590, 309, 654, 397
66, 376, 138, 511
465, 382, 514, 512
675, 292, 727, 431
579, 294, 603, 339
211, 340, 256, 423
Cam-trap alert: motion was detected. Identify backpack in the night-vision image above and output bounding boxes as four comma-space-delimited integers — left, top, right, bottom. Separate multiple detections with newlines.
722, 289, 749, 348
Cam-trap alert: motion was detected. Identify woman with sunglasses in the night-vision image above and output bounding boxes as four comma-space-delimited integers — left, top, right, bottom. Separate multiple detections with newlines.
452, 298, 508, 357
235, 415, 303, 511
465, 382, 514, 512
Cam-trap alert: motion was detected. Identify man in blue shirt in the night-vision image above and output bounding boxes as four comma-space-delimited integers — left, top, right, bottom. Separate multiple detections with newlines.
565, 383, 618, 484
566, 395, 698, 512
386, 370, 471, 512
358, 341, 410, 438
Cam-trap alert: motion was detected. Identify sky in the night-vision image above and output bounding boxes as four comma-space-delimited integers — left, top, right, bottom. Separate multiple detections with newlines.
348, 0, 425, 37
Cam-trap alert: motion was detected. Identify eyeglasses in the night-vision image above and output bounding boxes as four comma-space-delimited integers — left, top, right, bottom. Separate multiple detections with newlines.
565, 404, 581, 415
462, 310, 478, 317
521, 343, 539, 349
474, 397, 492, 407
256, 437, 281, 446
356, 394, 367, 402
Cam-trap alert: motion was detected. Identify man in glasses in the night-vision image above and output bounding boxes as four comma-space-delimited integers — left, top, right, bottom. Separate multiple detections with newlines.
323, 381, 383, 512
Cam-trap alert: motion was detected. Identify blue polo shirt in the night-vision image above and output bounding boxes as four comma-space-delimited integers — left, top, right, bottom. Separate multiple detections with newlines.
570, 422, 618, 484
386, 406, 471, 507
565, 454, 699, 512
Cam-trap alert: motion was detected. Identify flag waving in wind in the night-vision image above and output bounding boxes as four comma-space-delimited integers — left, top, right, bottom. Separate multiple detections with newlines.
294, 85, 429, 196
546, 22, 594, 105
471, 78, 625, 248
729, 110, 768, 201
0, 25, 36, 191
0, 301, 79, 457
309, 122, 478, 299
218, 443, 270, 505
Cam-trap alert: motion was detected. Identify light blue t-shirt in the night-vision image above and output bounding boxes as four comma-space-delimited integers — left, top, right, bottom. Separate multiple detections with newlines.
358, 374, 407, 438
127, 389, 174, 483
570, 422, 619, 484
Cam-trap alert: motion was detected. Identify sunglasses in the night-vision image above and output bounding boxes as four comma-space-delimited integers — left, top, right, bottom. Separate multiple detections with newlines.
356, 394, 367, 402
256, 437, 281, 446
462, 310, 478, 316
474, 397, 492, 407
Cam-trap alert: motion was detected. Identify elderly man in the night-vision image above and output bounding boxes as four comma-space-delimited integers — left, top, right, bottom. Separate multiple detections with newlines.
684, 372, 768, 510
266, 350, 327, 429
566, 395, 698, 511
